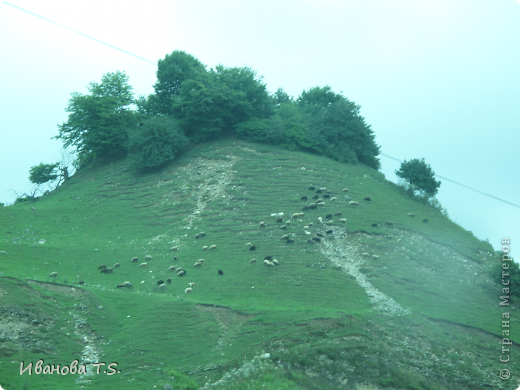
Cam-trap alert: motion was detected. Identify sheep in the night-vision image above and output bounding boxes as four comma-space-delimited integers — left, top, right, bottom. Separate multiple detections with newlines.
303, 226, 310, 230
116, 284, 125, 289
123, 281, 133, 288
49, 272, 58, 277
301, 196, 308, 201
245, 242, 253, 246
157, 280, 164, 285
317, 233, 324, 237
422, 218, 429, 223
326, 189, 332, 193
139, 263, 148, 268
342, 188, 349, 192
372, 255, 380, 259
264, 255, 273, 260
250, 245, 256, 251
318, 202, 326, 207
362, 252, 370, 257
349, 201, 359, 206
318, 217, 323, 223
338, 218, 347, 223
364, 196, 371, 201
280, 225, 287, 230
166, 277, 172, 284
326, 230, 333, 235
309, 186, 315, 190
408, 213, 415, 217
281, 234, 289, 240
79, 280, 85, 285
188, 282, 195, 288
196, 259, 204, 264
320, 187, 327, 191
249, 259, 256, 263
97, 264, 107, 270
309, 203, 317, 209
199, 232, 206, 237
101, 267, 114, 273
334, 212, 342, 216
285, 221, 291, 225
312, 237, 321, 242
302, 206, 309, 211
145, 255, 152, 261
325, 214, 333, 219
316, 189, 323, 194
276, 218, 283, 223
203, 246, 208, 251
131, 257, 138, 263
263, 260, 275, 267
169, 266, 177, 271
218, 270, 224, 275
286, 238, 295, 244
176, 268, 184, 273
323, 194, 330, 199
259, 221, 266, 227
185, 287, 193, 294
298, 212, 305, 217
209, 245, 217, 250
170, 246, 178, 251
330, 197, 337, 201
159, 284, 166, 290
308, 222, 314, 226
386, 221, 394, 226
371, 223, 380, 227
272, 259, 279, 266
194, 262, 203, 267
177, 270, 186, 277
312, 195, 319, 200
291, 213, 299, 219
113, 262, 120, 268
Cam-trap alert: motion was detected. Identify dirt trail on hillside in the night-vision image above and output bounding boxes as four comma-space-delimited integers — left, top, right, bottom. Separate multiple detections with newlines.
318, 227, 410, 316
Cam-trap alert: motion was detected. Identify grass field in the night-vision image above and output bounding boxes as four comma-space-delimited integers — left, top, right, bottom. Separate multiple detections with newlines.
0, 139, 518, 390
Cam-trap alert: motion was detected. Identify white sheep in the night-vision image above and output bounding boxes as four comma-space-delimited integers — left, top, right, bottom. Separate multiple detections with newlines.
123, 281, 133, 288
342, 188, 349, 192
276, 212, 284, 219
188, 282, 195, 288
291, 213, 299, 219
131, 257, 138, 263
113, 262, 120, 268
170, 246, 178, 251
245, 243, 253, 246
177, 270, 186, 276
169, 266, 177, 271
320, 187, 327, 191
259, 221, 266, 227
272, 259, 279, 265
330, 197, 337, 201
250, 259, 256, 263
209, 245, 217, 250
139, 263, 148, 268
372, 255, 380, 259
408, 213, 415, 217
49, 272, 57, 277
303, 225, 309, 230
159, 284, 166, 289
318, 217, 323, 223
185, 287, 193, 294
145, 255, 153, 261
338, 218, 347, 223
349, 201, 359, 206
202, 246, 208, 251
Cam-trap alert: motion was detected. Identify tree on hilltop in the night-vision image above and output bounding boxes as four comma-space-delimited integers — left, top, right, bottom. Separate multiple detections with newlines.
395, 158, 441, 198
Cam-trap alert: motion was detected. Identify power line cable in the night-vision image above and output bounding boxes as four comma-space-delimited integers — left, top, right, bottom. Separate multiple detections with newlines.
2, 1, 156, 65
380, 153, 520, 209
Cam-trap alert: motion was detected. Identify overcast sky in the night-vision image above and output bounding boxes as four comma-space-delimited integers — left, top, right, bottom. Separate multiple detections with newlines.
1, 0, 518, 257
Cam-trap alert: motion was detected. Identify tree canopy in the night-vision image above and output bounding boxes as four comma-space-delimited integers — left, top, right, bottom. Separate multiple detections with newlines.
395, 158, 441, 197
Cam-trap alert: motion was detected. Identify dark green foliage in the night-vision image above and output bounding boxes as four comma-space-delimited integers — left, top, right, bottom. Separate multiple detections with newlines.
29, 163, 59, 185
396, 158, 441, 197
272, 87, 293, 107
55, 71, 136, 159
129, 116, 188, 171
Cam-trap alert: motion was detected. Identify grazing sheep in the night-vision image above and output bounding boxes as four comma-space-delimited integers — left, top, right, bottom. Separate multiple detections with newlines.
338, 218, 347, 223
323, 194, 330, 199
312, 195, 319, 200
286, 221, 291, 225
145, 255, 152, 261
342, 188, 349, 192
196, 259, 204, 264
298, 212, 305, 217
203, 246, 208, 251
312, 237, 321, 242
309, 203, 317, 209
386, 221, 394, 226
113, 262, 120, 268
309, 186, 315, 190
303, 225, 310, 230
280, 225, 287, 230
245, 242, 253, 246
302, 206, 309, 211
330, 197, 337, 201
199, 232, 206, 237
281, 234, 289, 240
371, 223, 380, 227
301, 196, 308, 201
49, 272, 58, 277
264, 255, 273, 260
185, 287, 193, 294
249, 259, 256, 263
159, 284, 166, 290
362, 252, 370, 257
263, 260, 275, 267
325, 214, 333, 219
177, 270, 186, 277
276, 212, 284, 219
97, 264, 107, 270
286, 238, 294, 243
170, 246, 178, 251
326, 230, 333, 234
317, 233, 324, 237
276, 217, 283, 223
174, 256, 177, 260
422, 218, 429, 223
139, 263, 148, 268
188, 282, 195, 288
334, 212, 342, 216
316, 189, 323, 194
318, 217, 323, 223
260, 221, 266, 227
308, 222, 314, 226
209, 245, 217, 250
101, 267, 114, 273
167, 278, 172, 284
349, 201, 359, 206
318, 202, 326, 207
157, 280, 164, 285
272, 259, 279, 266
116, 284, 125, 289
218, 270, 224, 275
291, 213, 299, 219
195, 234, 200, 239
320, 187, 327, 191
250, 245, 256, 251
169, 266, 177, 271
408, 213, 415, 217
194, 262, 203, 267
176, 268, 184, 273
79, 280, 85, 285
131, 257, 138, 263
364, 196, 371, 201
372, 255, 380, 259
123, 281, 133, 288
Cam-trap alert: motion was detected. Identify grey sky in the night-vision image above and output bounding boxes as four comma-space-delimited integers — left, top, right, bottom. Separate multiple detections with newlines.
1, 0, 518, 257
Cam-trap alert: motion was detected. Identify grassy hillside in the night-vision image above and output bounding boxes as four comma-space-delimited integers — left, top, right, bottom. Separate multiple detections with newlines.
0, 139, 518, 390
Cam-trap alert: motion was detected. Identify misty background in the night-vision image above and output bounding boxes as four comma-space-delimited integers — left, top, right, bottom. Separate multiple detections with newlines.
0, 0, 518, 257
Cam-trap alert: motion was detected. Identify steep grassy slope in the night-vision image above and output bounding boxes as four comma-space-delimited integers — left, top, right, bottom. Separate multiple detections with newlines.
0, 139, 518, 390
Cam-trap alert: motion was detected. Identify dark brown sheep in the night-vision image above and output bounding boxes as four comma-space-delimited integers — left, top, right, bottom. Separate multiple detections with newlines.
301, 196, 308, 201
250, 245, 256, 251
218, 269, 224, 275
309, 186, 315, 190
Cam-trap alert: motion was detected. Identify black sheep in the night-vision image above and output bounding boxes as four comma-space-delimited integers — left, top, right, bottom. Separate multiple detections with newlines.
326, 230, 333, 234
309, 186, 315, 190
250, 245, 256, 251
157, 280, 164, 285
264, 255, 273, 260
218, 269, 224, 275
301, 196, 308, 201
167, 277, 172, 284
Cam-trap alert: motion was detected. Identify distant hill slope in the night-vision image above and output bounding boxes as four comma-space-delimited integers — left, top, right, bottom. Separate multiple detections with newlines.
0, 139, 517, 390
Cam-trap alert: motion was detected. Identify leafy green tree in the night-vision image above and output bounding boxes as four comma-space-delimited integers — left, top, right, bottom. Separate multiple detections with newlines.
272, 88, 293, 107
29, 163, 59, 185
128, 116, 188, 171
395, 158, 441, 198
55, 71, 136, 160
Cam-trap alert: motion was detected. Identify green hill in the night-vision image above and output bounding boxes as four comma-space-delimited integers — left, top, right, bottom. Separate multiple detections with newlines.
0, 139, 517, 390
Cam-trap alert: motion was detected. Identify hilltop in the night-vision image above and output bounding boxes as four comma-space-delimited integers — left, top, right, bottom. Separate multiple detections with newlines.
0, 139, 518, 390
